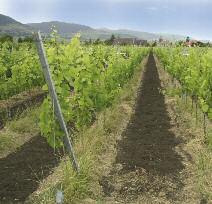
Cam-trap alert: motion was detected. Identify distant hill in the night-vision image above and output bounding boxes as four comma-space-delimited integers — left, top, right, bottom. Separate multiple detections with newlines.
28, 21, 94, 38
0, 14, 21, 25
99, 29, 159, 40
27, 21, 142, 40
0, 13, 186, 41
28, 22, 186, 41
94, 28, 185, 41
0, 14, 32, 36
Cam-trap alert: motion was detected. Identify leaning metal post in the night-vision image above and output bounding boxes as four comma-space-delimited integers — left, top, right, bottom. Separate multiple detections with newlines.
34, 31, 79, 172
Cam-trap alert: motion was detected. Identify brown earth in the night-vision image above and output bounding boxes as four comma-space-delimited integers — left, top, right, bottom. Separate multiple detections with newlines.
0, 88, 46, 129
99, 53, 203, 203
0, 135, 62, 203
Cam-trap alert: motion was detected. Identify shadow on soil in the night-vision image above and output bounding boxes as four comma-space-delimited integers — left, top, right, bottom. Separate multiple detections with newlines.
0, 135, 62, 203
100, 53, 186, 201
116, 53, 184, 174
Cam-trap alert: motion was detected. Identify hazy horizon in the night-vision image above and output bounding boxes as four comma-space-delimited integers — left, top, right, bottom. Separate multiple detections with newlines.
1, 0, 212, 40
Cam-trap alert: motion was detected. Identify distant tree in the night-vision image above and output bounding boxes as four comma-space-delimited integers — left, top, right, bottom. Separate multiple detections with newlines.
176, 40, 184, 47
105, 34, 116, 45
84, 40, 88, 45
159, 36, 163, 43
18, 36, 34, 43
186, 36, 190, 43
152, 41, 157, 47
94, 38, 101, 45
206, 42, 211, 47
84, 38, 93, 45
18, 37, 23, 43
145, 42, 151, 47
196, 41, 207, 47
0, 35, 13, 43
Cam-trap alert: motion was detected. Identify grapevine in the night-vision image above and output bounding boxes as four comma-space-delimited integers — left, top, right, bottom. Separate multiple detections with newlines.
154, 47, 212, 120
39, 34, 149, 147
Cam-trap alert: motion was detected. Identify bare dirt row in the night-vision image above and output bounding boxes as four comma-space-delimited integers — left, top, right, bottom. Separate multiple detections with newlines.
0, 135, 62, 203
99, 53, 204, 203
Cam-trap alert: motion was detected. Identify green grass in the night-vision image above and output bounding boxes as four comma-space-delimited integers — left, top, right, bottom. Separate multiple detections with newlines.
0, 131, 16, 156
8, 107, 40, 134
0, 106, 41, 157
183, 113, 212, 200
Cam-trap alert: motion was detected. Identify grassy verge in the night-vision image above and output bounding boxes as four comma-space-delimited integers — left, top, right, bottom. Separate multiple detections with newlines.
0, 88, 45, 128
175, 97, 212, 202
0, 106, 40, 158
26, 57, 148, 204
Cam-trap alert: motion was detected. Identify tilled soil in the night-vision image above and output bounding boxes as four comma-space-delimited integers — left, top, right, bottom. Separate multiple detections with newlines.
0, 135, 62, 203
0, 88, 46, 130
100, 53, 200, 203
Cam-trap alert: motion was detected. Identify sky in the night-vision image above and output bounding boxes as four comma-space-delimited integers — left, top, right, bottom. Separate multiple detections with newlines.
0, 0, 212, 40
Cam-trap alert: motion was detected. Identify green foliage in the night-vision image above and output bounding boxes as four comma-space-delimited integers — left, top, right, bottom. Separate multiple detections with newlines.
39, 35, 149, 147
154, 47, 212, 119
18, 36, 34, 43
0, 32, 149, 147
0, 35, 13, 43
0, 41, 44, 99
105, 34, 116, 45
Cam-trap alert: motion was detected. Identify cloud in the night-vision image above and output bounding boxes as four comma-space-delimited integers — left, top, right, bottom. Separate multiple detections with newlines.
0, 0, 59, 23
146, 7, 158, 11
0, 0, 11, 14
98, 0, 211, 4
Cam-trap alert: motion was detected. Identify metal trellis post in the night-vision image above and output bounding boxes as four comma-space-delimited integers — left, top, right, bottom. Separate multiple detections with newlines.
34, 31, 79, 172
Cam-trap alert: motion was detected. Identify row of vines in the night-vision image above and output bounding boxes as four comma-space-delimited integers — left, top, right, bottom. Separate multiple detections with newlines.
154, 47, 212, 120
2, 36, 211, 148
0, 34, 150, 147
0, 41, 44, 99
40, 35, 149, 147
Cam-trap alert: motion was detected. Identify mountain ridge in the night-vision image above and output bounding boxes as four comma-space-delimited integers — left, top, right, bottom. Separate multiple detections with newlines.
0, 14, 33, 36
0, 13, 186, 41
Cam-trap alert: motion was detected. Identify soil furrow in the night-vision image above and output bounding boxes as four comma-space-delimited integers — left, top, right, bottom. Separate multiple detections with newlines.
0, 135, 62, 203
100, 53, 200, 203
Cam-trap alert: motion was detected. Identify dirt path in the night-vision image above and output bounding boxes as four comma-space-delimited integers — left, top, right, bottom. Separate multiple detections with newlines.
0, 135, 62, 203
100, 53, 201, 203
